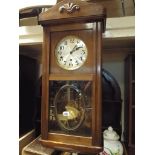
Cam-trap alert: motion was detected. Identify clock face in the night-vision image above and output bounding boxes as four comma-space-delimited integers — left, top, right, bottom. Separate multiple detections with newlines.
55, 35, 88, 70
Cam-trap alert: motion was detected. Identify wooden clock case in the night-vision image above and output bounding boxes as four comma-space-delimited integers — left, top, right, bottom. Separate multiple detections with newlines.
39, 0, 106, 153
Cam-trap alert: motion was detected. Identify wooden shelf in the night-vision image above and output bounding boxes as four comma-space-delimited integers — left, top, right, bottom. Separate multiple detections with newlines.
19, 129, 36, 155
22, 136, 55, 155
22, 136, 129, 155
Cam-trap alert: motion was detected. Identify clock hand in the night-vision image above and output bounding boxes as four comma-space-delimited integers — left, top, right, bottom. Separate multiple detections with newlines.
70, 45, 77, 54
70, 46, 82, 54
75, 46, 83, 50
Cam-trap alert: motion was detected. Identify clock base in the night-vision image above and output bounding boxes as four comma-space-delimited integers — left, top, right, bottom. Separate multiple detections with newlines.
39, 138, 102, 154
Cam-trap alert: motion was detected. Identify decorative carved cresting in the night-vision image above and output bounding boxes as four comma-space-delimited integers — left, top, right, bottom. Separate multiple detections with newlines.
59, 2, 80, 13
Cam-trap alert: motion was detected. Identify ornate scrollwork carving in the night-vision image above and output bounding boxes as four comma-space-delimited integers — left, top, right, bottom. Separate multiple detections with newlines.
59, 2, 80, 14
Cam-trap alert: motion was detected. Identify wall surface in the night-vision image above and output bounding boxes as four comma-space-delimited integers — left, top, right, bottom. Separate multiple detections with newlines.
19, 0, 57, 9
19, 16, 135, 45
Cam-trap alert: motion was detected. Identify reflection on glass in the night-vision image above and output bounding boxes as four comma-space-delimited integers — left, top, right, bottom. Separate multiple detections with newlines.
48, 80, 92, 137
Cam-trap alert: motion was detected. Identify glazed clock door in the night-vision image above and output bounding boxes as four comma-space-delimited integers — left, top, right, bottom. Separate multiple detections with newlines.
48, 79, 93, 137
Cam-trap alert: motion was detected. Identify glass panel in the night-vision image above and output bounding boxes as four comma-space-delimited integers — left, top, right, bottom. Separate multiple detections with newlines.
48, 80, 92, 137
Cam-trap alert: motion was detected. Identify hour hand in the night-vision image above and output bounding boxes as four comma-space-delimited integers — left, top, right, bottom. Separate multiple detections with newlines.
70, 45, 77, 54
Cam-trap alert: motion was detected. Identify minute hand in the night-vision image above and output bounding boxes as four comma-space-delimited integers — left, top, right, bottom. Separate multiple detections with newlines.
70, 46, 82, 54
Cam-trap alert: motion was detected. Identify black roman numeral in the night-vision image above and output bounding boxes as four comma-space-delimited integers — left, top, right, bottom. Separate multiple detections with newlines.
75, 60, 79, 65
60, 46, 64, 50
70, 38, 74, 43
69, 63, 73, 66
82, 50, 85, 55
64, 61, 67, 65
60, 56, 63, 61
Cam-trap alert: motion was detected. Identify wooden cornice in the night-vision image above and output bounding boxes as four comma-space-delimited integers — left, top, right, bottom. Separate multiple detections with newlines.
39, 0, 106, 29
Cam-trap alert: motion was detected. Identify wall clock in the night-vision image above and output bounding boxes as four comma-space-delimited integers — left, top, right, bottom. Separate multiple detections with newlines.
39, 0, 106, 154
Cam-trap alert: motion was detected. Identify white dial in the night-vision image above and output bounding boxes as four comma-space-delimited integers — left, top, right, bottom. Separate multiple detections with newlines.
55, 35, 88, 70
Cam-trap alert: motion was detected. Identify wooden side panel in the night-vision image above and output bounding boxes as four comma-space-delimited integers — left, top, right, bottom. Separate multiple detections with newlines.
91, 22, 103, 146
41, 28, 50, 139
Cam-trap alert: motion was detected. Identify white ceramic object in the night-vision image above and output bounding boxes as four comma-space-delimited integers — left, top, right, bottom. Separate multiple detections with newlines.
103, 126, 123, 155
